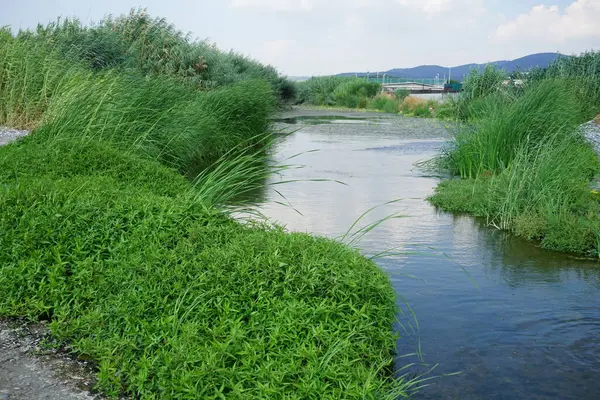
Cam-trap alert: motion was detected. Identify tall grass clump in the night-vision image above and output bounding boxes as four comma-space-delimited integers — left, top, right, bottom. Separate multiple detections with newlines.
0, 29, 76, 129
0, 12, 413, 399
528, 51, 600, 119
430, 130, 600, 254
38, 73, 276, 176
453, 64, 508, 121
445, 79, 583, 178
11, 9, 296, 104
431, 52, 600, 256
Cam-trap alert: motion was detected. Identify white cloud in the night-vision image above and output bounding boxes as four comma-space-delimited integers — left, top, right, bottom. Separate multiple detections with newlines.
230, 0, 374, 11
231, 0, 482, 14
494, 0, 600, 44
230, 0, 313, 11
395, 0, 485, 15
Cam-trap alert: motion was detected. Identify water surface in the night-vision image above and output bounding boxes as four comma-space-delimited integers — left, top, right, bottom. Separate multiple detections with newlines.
255, 113, 600, 399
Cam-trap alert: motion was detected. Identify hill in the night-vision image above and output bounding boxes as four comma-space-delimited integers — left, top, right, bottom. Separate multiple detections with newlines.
338, 53, 562, 80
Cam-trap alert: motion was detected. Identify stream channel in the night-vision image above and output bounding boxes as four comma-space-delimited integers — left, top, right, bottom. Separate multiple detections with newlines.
250, 109, 600, 399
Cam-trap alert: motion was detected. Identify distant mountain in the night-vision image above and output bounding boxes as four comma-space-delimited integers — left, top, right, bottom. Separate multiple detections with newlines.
338, 53, 562, 81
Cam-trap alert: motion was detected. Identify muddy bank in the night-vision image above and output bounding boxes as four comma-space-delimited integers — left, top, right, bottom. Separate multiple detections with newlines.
278, 106, 396, 120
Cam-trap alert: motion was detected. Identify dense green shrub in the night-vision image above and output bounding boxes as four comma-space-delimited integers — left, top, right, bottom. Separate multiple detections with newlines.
431, 52, 600, 256
444, 79, 583, 178
296, 76, 381, 108
11, 10, 295, 103
0, 138, 406, 398
368, 94, 399, 114
394, 89, 410, 101
333, 79, 381, 108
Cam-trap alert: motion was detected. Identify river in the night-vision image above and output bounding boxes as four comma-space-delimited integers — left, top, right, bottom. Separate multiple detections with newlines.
251, 109, 600, 399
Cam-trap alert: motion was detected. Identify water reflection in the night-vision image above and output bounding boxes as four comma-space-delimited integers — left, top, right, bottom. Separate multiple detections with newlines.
253, 115, 600, 399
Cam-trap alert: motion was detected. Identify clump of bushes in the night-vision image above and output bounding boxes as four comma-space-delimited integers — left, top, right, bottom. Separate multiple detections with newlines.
333, 79, 381, 108
395, 88, 410, 101
295, 76, 450, 118
296, 76, 380, 108
368, 93, 400, 113
13, 9, 296, 103
399, 97, 440, 118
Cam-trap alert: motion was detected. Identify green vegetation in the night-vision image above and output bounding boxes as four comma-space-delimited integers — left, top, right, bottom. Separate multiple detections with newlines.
5, 9, 295, 104
368, 94, 401, 114
430, 52, 600, 256
452, 64, 509, 121
294, 76, 452, 118
0, 12, 413, 399
295, 76, 381, 108
394, 89, 410, 101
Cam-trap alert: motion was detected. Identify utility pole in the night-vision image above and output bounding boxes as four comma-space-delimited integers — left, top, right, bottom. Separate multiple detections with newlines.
449, 66, 452, 83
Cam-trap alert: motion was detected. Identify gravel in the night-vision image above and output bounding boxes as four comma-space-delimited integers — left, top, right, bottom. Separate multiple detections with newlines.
0, 320, 103, 400
0, 128, 29, 146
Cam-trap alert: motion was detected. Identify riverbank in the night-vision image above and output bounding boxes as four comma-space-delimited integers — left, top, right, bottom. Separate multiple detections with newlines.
254, 113, 600, 399
279, 105, 394, 119
293, 77, 449, 118
1, 12, 410, 399
429, 59, 600, 257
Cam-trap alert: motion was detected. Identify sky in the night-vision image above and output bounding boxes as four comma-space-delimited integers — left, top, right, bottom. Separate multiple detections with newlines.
2, 0, 599, 76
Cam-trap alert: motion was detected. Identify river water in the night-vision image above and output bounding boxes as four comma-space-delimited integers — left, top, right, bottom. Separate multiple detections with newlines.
252, 110, 600, 399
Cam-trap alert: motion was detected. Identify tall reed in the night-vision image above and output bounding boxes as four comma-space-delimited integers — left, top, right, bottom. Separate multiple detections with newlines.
445, 79, 583, 178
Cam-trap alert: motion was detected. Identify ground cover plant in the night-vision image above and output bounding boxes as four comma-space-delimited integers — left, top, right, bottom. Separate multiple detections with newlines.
0, 11, 414, 399
430, 53, 600, 257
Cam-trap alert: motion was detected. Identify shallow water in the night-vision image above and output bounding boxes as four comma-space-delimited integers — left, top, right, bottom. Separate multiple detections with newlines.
254, 113, 600, 399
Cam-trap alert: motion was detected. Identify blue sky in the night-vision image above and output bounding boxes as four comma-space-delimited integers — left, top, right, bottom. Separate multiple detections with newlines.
2, 0, 599, 76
